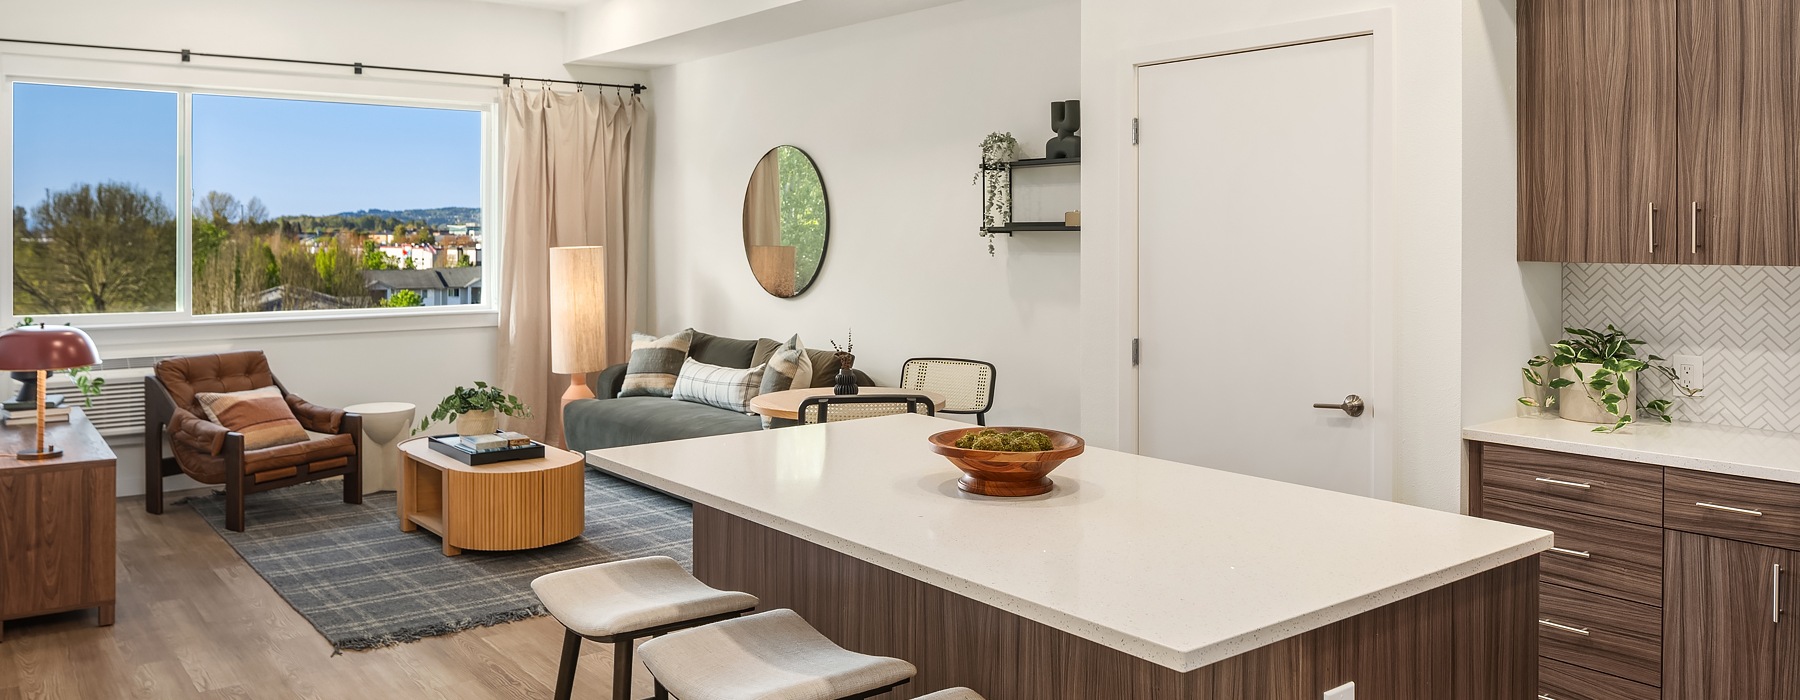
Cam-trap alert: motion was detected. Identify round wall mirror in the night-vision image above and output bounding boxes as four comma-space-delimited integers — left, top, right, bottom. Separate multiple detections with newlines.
742, 145, 828, 298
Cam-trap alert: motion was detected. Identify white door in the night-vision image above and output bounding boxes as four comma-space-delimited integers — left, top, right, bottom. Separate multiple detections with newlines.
1136, 35, 1381, 497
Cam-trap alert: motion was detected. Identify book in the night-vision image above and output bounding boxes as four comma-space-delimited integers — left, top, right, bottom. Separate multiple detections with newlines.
5, 413, 70, 427
4, 406, 72, 419
497, 431, 532, 448
2, 394, 64, 412
459, 434, 510, 452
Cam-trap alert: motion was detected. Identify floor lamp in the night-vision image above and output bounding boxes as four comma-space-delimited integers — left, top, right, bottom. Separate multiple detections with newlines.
551, 246, 609, 416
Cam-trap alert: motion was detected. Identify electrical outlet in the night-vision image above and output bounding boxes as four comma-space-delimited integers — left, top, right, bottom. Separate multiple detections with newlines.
1324, 682, 1355, 700
1672, 354, 1704, 395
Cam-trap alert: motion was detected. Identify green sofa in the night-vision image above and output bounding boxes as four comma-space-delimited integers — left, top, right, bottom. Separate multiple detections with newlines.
564, 331, 874, 454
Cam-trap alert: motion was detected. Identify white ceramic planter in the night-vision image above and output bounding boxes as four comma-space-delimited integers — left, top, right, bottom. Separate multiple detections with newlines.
454, 409, 497, 436
1557, 363, 1638, 425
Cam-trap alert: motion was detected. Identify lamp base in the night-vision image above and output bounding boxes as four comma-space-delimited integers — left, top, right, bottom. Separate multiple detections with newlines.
561, 373, 597, 410
16, 446, 62, 461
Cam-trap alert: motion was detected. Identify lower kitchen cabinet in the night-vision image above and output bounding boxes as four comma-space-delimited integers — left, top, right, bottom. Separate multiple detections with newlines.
1663, 531, 1788, 700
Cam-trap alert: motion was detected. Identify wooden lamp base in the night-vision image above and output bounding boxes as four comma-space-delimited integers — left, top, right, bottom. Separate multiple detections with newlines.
560, 372, 596, 409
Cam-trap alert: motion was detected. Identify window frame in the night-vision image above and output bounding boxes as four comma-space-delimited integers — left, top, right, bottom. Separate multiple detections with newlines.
1, 52, 502, 336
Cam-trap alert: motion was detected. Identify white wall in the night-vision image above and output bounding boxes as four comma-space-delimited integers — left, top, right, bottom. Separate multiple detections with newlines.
1080, 0, 1553, 511
0, 0, 630, 496
646, 0, 1082, 431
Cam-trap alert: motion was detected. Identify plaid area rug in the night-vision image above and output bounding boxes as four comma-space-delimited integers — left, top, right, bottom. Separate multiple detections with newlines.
185, 469, 691, 651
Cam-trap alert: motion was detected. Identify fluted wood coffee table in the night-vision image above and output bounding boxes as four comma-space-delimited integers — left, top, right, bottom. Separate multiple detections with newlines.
398, 438, 585, 556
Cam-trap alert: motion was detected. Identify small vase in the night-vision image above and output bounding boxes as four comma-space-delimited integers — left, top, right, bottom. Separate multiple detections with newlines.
834, 369, 859, 395
454, 409, 497, 436
1520, 374, 1557, 419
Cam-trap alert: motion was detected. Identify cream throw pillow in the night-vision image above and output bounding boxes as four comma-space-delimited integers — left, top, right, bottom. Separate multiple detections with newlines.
758, 334, 814, 396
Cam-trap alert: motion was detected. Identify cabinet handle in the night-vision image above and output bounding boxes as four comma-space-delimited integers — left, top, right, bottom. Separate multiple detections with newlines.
1648, 202, 1657, 253
1549, 547, 1592, 559
1538, 619, 1590, 636
1691, 201, 1702, 254
1696, 502, 1763, 517
1535, 477, 1592, 490
1539, 696, 1560, 700
1775, 564, 1784, 624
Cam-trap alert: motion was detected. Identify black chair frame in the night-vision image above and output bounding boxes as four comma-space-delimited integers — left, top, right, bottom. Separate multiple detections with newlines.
900, 357, 996, 426
797, 394, 937, 424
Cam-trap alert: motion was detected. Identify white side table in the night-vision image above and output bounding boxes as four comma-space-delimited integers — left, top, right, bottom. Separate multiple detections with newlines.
345, 402, 416, 494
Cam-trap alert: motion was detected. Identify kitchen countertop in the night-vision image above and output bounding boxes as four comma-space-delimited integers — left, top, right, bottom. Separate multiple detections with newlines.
1464, 416, 1800, 484
589, 413, 1550, 672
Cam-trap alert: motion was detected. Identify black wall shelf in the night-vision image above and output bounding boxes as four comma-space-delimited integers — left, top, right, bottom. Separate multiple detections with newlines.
1006, 157, 1080, 168
983, 222, 1080, 236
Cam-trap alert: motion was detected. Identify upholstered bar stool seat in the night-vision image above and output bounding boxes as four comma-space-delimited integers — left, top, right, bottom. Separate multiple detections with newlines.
638, 608, 916, 700
915, 690, 984, 700
532, 556, 758, 700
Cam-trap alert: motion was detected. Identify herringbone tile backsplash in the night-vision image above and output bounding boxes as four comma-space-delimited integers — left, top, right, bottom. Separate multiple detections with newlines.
1563, 264, 1800, 433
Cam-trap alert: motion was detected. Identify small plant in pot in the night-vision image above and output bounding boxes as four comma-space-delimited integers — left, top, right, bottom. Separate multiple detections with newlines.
1520, 325, 1700, 433
416, 381, 532, 436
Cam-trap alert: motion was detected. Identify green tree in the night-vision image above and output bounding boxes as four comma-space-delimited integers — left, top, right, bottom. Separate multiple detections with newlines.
777, 147, 827, 290
361, 240, 393, 270
13, 182, 177, 314
379, 289, 424, 308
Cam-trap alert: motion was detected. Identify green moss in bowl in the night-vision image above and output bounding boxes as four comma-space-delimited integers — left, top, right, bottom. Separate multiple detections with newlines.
953, 428, 1055, 452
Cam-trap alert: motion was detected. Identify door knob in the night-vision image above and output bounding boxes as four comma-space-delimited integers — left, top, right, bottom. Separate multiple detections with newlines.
1312, 395, 1366, 417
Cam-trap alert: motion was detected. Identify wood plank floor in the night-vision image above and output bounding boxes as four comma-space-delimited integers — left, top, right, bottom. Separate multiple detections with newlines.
0, 490, 645, 699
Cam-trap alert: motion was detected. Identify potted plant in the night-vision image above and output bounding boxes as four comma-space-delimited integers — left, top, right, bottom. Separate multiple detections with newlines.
416, 381, 532, 436
1520, 325, 1700, 433
974, 132, 1020, 256
829, 329, 857, 396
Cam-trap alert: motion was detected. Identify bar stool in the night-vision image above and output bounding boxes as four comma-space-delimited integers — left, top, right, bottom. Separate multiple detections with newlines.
637, 608, 917, 700
531, 556, 758, 700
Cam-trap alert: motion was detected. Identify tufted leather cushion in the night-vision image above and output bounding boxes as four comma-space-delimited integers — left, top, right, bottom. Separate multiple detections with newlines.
156, 351, 277, 416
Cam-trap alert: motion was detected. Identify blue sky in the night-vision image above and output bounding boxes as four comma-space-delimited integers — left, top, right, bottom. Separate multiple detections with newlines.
12, 82, 482, 219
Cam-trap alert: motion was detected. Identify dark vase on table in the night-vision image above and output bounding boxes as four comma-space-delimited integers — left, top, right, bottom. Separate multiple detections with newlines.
833, 353, 859, 395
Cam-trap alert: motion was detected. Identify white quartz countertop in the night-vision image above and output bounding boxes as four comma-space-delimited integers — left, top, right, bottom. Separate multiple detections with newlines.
587, 414, 1550, 673
1465, 417, 1800, 484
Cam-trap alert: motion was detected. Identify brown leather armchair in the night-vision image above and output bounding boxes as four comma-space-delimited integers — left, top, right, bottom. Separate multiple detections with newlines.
144, 351, 362, 532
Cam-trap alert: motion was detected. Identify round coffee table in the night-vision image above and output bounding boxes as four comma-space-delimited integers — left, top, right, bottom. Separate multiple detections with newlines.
748, 387, 948, 422
344, 401, 416, 494
397, 438, 586, 556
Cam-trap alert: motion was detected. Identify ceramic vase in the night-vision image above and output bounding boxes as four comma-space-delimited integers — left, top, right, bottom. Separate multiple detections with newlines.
833, 353, 859, 395
454, 409, 497, 436
1557, 363, 1638, 424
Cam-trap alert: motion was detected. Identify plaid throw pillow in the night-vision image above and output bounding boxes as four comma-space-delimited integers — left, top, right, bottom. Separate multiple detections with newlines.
758, 334, 814, 395
671, 358, 767, 413
194, 386, 310, 451
620, 329, 696, 398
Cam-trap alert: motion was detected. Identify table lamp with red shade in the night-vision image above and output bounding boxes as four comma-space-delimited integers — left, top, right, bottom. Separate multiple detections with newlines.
0, 324, 101, 460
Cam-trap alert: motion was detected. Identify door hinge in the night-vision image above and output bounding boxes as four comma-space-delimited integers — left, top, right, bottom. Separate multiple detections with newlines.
1131, 338, 1140, 367
1131, 118, 1140, 145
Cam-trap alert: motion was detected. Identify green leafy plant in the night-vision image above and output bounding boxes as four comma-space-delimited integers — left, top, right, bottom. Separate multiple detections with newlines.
975, 132, 1020, 256
10, 318, 104, 407
1520, 325, 1701, 433
415, 381, 532, 434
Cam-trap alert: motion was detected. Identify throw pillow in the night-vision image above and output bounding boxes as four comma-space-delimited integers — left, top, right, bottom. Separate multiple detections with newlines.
671, 358, 767, 413
193, 386, 310, 451
758, 334, 814, 395
620, 329, 696, 398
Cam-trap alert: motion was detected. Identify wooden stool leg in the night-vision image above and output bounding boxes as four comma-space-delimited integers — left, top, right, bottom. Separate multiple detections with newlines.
554, 629, 582, 700
612, 639, 634, 700
653, 678, 669, 700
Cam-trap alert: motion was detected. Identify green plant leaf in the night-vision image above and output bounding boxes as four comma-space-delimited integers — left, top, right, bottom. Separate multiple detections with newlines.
1548, 378, 1575, 389
1617, 375, 1632, 397
1518, 397, 1539, 407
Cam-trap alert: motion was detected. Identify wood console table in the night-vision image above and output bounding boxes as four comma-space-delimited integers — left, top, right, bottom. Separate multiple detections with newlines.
0, 410, 116, 641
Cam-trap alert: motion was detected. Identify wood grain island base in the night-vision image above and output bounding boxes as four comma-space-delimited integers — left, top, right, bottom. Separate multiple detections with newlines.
398, 439, 585, 556
695, 505, 1539, 700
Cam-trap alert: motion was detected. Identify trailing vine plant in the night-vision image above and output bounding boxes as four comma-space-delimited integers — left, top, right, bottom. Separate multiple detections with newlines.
974, 132, 1020, 256
1520, 325, 1701, 433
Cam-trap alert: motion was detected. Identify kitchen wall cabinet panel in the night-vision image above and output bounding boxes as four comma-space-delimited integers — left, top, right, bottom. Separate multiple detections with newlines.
1519, 0, 1800, 265
1519, 0, 1678, 264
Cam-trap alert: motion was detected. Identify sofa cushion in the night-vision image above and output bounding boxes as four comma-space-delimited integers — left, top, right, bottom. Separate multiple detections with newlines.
620, 329, 695, 398
672, 358, 766, 413
195, 386, 310, 451
564, 396, 762, 453
688, 331, 758, 369
759, 334, 814, 394
806, 349, 846, 388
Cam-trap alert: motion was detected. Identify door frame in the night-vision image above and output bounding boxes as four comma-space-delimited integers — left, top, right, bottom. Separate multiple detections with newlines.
1120, 11, 1397, 499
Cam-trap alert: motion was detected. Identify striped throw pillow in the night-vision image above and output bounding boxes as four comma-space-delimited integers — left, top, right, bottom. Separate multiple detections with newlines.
194, 386, 310, 451
620, 329, 696, 398
758, 334, 814, 395
672, 358, 767, 413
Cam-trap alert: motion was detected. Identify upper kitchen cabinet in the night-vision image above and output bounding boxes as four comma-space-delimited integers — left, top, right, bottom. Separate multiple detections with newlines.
1519, 0, 1800, 265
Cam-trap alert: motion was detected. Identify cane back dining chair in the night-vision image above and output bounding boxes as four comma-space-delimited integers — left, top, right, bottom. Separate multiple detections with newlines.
899, 358, 995, 425
798, 394, 936, 424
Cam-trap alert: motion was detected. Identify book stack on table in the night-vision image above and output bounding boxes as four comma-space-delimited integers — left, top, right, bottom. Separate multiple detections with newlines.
427, 431, 545, 465
3, 403, 72, 427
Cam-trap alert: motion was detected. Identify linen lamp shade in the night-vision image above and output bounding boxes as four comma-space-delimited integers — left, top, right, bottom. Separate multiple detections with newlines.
0, 325, 102, 460
550, 246, 608, 407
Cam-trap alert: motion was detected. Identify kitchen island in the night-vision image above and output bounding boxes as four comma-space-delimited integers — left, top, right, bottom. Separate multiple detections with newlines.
588, 414, 1550, 699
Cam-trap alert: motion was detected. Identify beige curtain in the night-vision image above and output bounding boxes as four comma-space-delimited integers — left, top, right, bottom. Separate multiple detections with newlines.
497, 87, 649, 444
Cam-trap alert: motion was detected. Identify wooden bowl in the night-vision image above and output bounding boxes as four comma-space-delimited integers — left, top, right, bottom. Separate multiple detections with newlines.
927, 427, 1085, 497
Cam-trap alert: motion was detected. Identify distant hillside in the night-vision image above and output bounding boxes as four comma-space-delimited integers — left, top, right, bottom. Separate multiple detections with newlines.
330, 207, 480, 227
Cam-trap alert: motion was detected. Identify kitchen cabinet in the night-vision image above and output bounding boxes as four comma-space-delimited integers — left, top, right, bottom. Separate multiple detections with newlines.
1519, 0, 1800, 265
1663, 532, 1788, 700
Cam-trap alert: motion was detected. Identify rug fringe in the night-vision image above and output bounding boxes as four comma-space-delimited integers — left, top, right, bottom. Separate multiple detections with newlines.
330, 605, 549, 653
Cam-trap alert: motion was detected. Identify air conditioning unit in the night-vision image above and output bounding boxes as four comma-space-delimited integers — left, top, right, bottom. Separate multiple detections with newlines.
38, 356, 171, 438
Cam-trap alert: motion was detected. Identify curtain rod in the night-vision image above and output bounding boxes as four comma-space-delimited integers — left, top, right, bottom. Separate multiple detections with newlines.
0, 37, 647, 94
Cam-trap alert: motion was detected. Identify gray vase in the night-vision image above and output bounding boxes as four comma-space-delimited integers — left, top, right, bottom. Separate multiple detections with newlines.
1046, 100, 1081, 159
